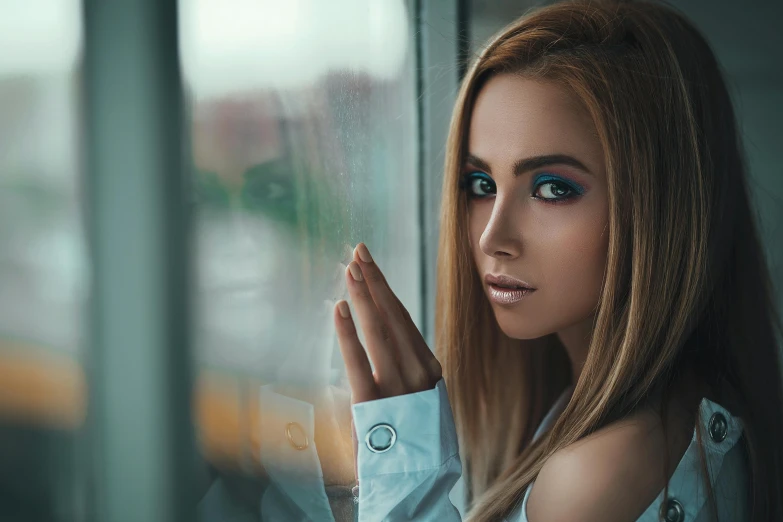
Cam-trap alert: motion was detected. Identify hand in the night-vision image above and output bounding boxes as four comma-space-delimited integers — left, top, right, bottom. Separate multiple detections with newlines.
332, 242, 443, 480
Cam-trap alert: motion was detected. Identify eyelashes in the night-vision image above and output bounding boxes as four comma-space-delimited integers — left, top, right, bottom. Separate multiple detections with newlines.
458, 171, 585, 203
458, 172, 495, 198
532, 174, 585, 200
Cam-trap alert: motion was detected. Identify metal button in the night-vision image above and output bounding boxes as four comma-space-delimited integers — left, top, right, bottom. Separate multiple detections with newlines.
708, 412, 728, 443
661, 498, 684, 522
286, 421, 309, 450
365, 423, 397, 454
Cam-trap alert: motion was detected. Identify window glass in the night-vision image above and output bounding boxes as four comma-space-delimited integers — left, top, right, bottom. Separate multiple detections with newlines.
0, 0, 88, 520
180, 0, 420, 514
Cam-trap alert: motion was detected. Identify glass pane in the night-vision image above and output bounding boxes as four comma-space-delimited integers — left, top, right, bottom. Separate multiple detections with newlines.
179, 0, 420, 519
0, 0, 88, 520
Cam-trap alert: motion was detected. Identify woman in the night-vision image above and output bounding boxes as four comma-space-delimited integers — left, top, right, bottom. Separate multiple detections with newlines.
334, 0, 783, 521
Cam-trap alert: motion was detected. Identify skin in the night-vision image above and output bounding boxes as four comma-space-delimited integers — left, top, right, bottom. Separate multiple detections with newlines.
333, 242, 443, 479
333, 75, 705, 520
463, 74, 610, 383
333, 74, 610, 472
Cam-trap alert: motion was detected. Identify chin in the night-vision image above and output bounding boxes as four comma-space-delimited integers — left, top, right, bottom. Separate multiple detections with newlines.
494, 314, 555, 340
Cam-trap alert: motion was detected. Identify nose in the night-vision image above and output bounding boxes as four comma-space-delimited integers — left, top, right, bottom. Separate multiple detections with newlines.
478, 196, 523, 259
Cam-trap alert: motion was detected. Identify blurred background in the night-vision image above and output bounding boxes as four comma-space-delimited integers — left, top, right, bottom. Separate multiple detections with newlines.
0, 0, 779, 521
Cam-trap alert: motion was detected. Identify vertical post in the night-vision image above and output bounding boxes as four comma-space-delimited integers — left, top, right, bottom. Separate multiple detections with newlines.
83, 1, 194, 521
416, 0, 462, 347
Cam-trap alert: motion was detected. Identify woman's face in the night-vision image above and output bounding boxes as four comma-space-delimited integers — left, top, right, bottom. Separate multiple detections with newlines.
464, 74, 609, 343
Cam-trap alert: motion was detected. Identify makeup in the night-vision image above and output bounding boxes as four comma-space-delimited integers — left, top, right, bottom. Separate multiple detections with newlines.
484, 274, 536, 305
527, 173, 585, 206
487, 284, 535, 305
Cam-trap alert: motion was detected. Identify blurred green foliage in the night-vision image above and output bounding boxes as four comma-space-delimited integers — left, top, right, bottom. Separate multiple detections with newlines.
193, 158, 364, 256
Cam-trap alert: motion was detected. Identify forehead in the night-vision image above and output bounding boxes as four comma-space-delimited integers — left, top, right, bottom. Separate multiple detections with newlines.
467, 74, 603, 171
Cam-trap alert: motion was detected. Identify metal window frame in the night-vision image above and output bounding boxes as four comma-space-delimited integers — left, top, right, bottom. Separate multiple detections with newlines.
415, 0, 466, 347
80, 0, 466, 519
83, 1, 195, 521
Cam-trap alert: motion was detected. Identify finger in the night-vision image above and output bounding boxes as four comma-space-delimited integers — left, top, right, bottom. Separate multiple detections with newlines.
345, 261, 404, 396
352, 243, 408, 319
353, 243, 440, 385
334, 300, 379, 404
428, 356, 443, 382
353, 243, 419, 348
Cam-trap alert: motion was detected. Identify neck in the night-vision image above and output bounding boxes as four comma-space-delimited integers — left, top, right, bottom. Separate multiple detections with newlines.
556, 314, 595, 384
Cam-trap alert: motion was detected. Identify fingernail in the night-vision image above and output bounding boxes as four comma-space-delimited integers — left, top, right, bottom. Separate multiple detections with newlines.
357, 243, 373, 263
347, 262, 363, 282
337, 300, 351, 319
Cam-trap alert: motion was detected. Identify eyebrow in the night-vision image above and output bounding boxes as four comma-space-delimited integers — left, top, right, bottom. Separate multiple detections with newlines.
463, 153, 593, 177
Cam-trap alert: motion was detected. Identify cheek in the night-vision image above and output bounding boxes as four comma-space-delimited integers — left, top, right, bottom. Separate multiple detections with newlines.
534, 204, 609, 312
467, 203, 490, 253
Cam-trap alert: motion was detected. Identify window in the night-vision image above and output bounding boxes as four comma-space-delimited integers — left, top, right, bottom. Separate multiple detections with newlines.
0, 0, 455, 519
181, 0, 422, 491
0, 1, 87, 520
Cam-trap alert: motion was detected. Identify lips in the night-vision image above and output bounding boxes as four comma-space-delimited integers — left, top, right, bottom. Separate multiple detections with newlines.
484, 273, 536, 290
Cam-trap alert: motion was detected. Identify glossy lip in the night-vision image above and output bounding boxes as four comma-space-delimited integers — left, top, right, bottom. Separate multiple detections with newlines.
484, 274, 536, 290
487, 284, 534, 305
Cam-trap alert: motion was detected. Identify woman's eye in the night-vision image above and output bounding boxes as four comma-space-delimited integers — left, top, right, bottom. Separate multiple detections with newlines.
532, 175, 583, 202
460, 173, 495, 198
535, 181, 572, 199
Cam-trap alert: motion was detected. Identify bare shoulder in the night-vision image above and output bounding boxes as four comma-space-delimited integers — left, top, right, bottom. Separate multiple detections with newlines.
526, 410, 677, 522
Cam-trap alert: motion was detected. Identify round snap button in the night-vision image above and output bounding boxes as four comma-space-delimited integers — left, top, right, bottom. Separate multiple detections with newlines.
365, 423, 397, 454
661, 498, 684, 522
708, 412, 728, 443
285, 422, 309, 451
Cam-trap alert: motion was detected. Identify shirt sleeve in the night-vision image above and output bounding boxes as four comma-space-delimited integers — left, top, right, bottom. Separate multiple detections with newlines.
257, 383, 336, 522
351, 377, 464, 522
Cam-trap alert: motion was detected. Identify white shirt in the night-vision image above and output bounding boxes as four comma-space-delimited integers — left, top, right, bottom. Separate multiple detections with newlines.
222, 377, 749, 521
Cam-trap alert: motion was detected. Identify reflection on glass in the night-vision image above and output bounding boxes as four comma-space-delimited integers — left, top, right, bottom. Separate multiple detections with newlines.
0, 0, 87, 521
180, 0, 419, 520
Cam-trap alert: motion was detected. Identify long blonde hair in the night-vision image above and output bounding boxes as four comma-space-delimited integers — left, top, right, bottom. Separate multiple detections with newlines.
434, 1, 783, 520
